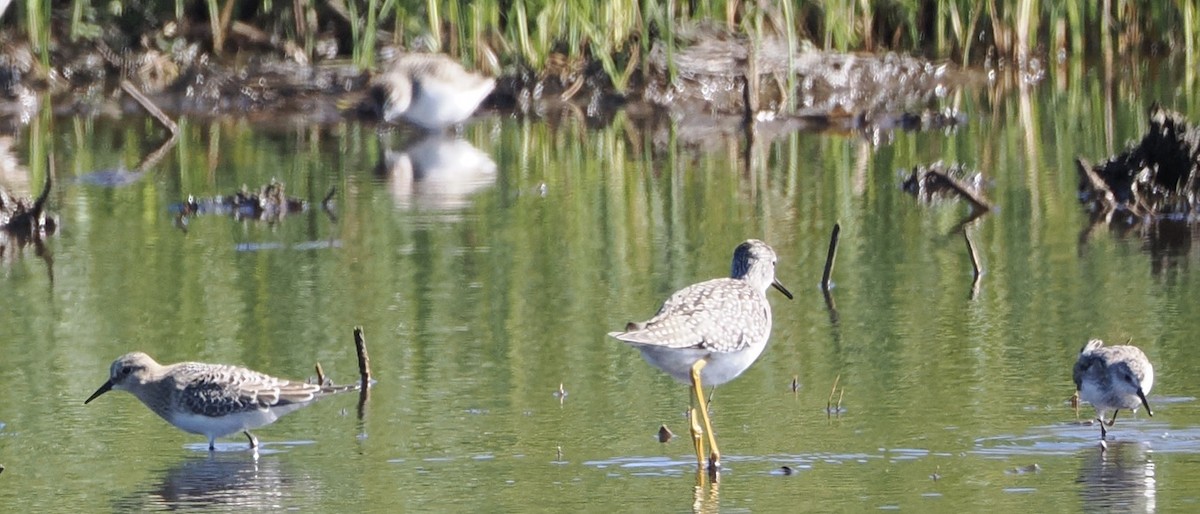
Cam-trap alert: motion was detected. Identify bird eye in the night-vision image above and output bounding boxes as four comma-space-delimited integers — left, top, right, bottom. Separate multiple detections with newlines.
121, 366, 133, 376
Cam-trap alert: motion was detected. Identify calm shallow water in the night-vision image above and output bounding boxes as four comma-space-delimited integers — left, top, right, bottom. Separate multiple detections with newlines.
3, 58, 1200, 511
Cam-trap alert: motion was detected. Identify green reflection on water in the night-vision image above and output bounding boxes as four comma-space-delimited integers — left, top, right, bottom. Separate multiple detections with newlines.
1, 60, 1200, 511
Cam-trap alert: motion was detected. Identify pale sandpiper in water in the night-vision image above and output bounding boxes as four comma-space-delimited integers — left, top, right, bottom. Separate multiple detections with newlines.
85, 352, 360, 450
1073, 338, 1154, 441
608, 239, 793, 471
375, 52, 496, 131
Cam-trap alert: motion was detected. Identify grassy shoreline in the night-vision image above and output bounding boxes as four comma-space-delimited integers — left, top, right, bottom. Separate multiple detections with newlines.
2, 1, 1196, 76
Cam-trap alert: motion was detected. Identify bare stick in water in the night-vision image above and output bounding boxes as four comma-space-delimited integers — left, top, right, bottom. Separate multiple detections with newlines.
827, 374, 841, 415
120, 80, 178, 135
134, 134, 178, 173
964, 230, 982, 279
822, 223, 841, 292
321, 186, 338, 223
354, 327, 371, 388
926, 169, 991, 213
354, 326, 372, 420
314, 362, 326, 386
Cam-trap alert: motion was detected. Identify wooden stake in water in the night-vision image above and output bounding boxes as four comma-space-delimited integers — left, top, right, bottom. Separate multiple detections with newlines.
822, 223, 841, 291
354, 327, 371, 389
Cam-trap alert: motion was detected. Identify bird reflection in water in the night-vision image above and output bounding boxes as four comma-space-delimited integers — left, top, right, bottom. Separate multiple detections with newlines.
377, 136, 498, 212
114, 452, 312, 511
1077, 440, 1156, 512
692, 468, 720, 514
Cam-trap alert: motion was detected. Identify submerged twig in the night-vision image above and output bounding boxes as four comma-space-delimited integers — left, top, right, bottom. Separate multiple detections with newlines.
823, 287, 839, 325
134, 134, 179, 173
120, 80, 178, 135
925, 168, 991, 213
354, 326, 371, 387
321, 186, 338, 222
1075, 158, 1117, 214
822, 223, 840, 292
353, 326, 372, 420
826, 374, 841, 417
963, 230, 981, 279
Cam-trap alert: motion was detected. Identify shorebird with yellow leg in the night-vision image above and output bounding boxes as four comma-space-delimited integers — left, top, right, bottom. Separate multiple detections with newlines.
1072, 339, 1154, 444
609, 239, 793, 472
85, 352, 363, 451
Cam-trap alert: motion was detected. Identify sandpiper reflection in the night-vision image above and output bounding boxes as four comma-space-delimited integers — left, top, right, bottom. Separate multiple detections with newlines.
377, 136, 497, 211
115, 452, 313, 511
1077, 440, 1156, 512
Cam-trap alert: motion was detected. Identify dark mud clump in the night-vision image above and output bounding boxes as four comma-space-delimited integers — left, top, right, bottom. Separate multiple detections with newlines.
901, 161, 990, 213
0, 136, 56, 239
175, 180, 309, 225
0, 141, 56, 268
1077, 105, 1200, 222
1075, 105, 1200, 275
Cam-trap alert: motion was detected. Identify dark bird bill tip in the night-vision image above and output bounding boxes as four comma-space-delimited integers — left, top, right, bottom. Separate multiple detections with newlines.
772, 279, 794, 300
85, 380, 114, 404
1139, 390, 1153, 417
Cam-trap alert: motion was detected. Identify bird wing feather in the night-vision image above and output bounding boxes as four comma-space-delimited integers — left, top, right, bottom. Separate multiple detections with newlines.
173, 364, 322, 417
609, 278, 767, 352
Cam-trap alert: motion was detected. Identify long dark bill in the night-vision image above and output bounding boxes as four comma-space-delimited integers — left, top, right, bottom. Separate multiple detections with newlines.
85, 380, 114, 404
1138, 389, 1153, 417
772, 278, 794, 300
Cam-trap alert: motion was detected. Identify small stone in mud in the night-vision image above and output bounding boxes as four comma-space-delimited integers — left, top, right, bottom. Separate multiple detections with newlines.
657, 424, 674, 443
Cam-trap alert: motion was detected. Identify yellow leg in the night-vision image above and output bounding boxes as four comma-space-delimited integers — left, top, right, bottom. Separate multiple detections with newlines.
689, 407, 705, 468
691, 359, 720, 471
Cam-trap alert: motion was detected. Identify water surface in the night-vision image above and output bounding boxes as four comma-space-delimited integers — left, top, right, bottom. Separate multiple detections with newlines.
2, 59, 1200, 512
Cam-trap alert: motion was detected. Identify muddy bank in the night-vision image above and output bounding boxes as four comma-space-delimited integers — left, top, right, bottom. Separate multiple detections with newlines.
643, 25, 972, 123
0, 22, 976, 138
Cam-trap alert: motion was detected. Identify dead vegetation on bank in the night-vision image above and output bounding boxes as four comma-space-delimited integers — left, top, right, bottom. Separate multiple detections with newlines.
1077, 105, 1200, 224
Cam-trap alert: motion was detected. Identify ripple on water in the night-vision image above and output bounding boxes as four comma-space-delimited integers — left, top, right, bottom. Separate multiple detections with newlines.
973, 419, 1200, 457
584, 451, 887, 477
182, 440, 314, 455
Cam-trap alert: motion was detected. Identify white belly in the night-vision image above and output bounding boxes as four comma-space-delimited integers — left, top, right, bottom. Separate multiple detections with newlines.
636, 343, 768, 387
